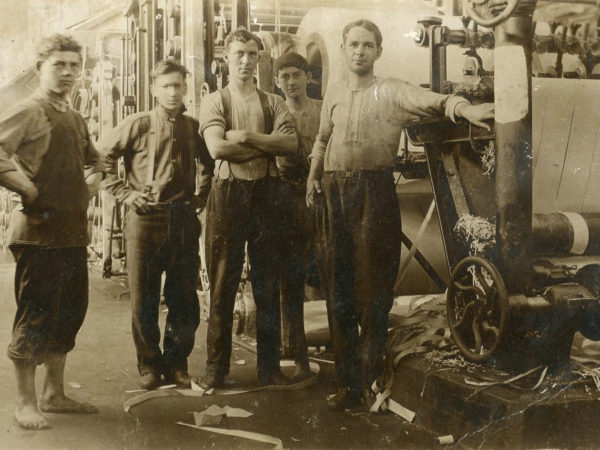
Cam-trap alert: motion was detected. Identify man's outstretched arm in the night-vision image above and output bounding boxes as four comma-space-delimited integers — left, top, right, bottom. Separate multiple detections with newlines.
454, 102, 495, 130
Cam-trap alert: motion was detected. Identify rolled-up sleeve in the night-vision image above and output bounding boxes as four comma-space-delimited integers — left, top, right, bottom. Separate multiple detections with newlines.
194, 123, 214, 202
199, 92, 226, 136
97, 117, 135, 202
444, 94, 470, 123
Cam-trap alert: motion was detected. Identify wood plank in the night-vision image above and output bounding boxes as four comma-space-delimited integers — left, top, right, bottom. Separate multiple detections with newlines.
532, 79, 576, 213
532, 79, 549, 180
555, 80, 600, 211
582, 128, 600, 213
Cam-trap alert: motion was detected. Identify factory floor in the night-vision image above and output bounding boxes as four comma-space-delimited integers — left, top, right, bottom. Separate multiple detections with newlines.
0, 255, 438, 450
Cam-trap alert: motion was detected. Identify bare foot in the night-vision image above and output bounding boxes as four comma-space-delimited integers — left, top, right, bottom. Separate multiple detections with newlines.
39, 395, 98, 414
14, 404, 51, 430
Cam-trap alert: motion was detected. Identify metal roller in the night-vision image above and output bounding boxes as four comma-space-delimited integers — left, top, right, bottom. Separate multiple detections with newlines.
532, 212, 600, 255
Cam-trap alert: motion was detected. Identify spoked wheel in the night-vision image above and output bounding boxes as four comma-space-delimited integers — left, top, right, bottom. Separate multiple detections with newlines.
463, 0, 521, 28
447, 256, 508, 361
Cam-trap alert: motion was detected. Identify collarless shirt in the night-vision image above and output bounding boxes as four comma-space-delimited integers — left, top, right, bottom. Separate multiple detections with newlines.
199, 87, 296, 181
0, 89, 102, 180
309, 78, 469, 171
98, 105, 214, 203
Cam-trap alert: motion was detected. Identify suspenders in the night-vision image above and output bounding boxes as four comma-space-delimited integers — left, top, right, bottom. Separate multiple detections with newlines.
145, 110, 158, 196
219, 86, 276, 179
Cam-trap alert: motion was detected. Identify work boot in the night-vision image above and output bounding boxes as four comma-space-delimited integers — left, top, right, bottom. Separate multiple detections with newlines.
140, 372, 161, 390
291, 361, 313, 381
165, 369, 192, 388
258, 369, 292, 386
326, 387, 361, 411
198, 372, 224, 391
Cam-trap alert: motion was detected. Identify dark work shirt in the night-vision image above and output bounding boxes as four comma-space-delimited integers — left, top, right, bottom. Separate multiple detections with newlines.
98, 105, 214, 204
0, 90, 103, 247
0, 90, 102, 180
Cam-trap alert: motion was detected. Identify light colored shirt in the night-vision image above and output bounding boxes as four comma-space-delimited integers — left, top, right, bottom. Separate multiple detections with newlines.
199, 88, 296, 180
310, 78, 469, 171
98, 105, 214, 203
277, 97, 322, 181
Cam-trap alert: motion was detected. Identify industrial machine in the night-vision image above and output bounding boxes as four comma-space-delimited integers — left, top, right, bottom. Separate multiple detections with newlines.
403, 0, 600, 370
65, 0, 600, 370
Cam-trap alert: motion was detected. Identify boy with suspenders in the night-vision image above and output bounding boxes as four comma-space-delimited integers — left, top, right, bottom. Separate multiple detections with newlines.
198, 29, 297, 389
99, 59, 214, 390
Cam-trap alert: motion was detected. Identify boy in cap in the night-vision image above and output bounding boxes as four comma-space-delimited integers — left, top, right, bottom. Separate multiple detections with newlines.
274, 52, 322, 379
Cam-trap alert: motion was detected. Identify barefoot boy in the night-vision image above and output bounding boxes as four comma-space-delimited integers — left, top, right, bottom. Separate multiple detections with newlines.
0, 34, 103, 429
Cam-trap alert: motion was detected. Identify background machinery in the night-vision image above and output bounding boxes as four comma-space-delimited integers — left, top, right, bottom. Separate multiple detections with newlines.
403, 0, 600, 370
7, 0, 597, 371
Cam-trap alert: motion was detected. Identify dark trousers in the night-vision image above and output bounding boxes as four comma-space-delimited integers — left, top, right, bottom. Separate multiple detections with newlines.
317, 172, 401, 393
125, 206, 200, 375
8, 246, 88, 364
277, 180, 311, 365
205, 176, 281, 379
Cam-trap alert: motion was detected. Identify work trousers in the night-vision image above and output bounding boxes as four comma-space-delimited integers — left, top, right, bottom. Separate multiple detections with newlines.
277, 179, 312, 366
317, 171, 401, 393
125, 206, 200, 375
8, 246, 88, 364
205, 176, 281, 380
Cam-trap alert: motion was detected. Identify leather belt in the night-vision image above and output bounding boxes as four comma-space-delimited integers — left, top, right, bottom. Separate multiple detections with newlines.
324, 169, 393, 179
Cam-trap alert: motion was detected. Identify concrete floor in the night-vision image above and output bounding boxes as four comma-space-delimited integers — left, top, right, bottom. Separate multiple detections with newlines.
0, 257, 437, 449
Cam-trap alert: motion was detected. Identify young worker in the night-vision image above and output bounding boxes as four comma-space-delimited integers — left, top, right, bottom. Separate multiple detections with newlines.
0, 34, 103, 429
99, 59, 214, 390
274, 52, 322, 379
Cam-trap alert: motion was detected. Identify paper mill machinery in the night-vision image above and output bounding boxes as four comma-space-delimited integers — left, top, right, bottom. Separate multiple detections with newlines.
402, 0, 600, 371
75, 1, 600, 371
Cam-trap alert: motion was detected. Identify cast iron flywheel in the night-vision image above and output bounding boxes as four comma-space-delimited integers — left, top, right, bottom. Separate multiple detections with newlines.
447, 255, 509, 361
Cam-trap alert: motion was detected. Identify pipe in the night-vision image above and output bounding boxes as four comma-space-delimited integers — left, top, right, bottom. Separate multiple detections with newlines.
532, 212, 600, 256
494, 2, 536, 294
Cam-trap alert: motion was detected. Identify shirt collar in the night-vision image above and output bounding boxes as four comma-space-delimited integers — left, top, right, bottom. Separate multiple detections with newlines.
155, 104, 186, 122
37, 89, 71, 112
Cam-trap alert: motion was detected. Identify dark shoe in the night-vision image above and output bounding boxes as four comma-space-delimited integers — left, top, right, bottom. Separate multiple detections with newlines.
140, 372, 161, 390
327, 387, 361, 411
292, 363, 314, 382
258, 369, 291, 386
166, 369, 192, 388
362, 389, 376, 411
198, 372, 224, 391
